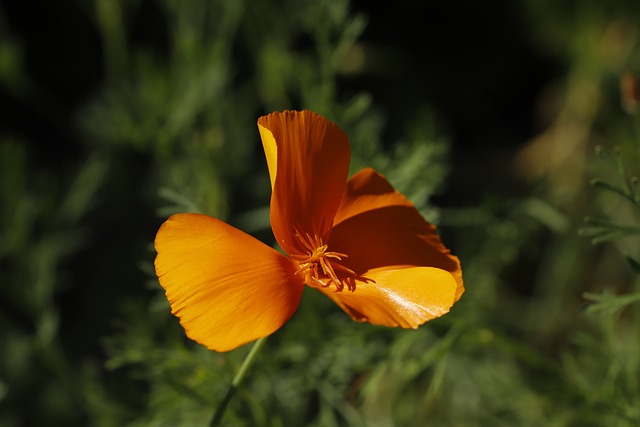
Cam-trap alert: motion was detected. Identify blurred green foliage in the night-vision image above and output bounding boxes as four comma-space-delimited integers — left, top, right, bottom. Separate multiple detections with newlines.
1, 0, 640, 426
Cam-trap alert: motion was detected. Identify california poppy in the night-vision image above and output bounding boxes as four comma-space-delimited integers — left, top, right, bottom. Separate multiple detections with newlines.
154, 110, 463, 352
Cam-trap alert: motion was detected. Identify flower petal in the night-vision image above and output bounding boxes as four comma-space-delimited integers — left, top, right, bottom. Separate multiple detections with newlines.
154, 213, 304, 352
330, 168, 463, 300
257, 111, 350, 256
315, 267, 458, 328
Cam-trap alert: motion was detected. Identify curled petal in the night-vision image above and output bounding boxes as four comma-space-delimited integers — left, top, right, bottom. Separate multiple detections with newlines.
331, 168, 463, 300
333, 167, 413, 225
258, 111, 350, 256
154, 213, 304, 352
316, 267, 458, 328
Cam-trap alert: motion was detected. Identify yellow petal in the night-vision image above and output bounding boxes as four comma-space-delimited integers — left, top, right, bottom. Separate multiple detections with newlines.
316, 267, 458, 328
154, 213, 304, 352
330, 168, 464, 301
258, 123, 278, 189
257, 111, 350, 257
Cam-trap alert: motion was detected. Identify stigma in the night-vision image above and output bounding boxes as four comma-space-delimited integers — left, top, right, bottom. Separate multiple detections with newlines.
290, 228, 355, 292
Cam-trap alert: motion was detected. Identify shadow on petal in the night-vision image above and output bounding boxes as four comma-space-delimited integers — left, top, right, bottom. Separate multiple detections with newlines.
330, 205, 460, 274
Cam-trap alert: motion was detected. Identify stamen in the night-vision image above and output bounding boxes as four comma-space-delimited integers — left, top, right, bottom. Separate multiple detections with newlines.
291, 228, 356, 292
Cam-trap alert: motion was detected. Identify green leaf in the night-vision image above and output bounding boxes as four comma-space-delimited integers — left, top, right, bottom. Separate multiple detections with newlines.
590, 179, 629, 198
583, 291, 640, 315
579, 217, 640, 244
591, 229, 639, 245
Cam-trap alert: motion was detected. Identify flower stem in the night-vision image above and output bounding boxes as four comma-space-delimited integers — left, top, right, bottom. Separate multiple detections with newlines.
209, 336, 268, 426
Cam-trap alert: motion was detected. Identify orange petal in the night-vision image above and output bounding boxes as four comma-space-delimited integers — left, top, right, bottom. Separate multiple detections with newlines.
257, 111, 350, 256
316, 267, 458, 328
154, 213, 304, 352
333, 167, 413, 225
330, 168, 463, 300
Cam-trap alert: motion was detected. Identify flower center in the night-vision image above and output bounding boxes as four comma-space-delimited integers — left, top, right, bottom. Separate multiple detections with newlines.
290, 228, 355, 292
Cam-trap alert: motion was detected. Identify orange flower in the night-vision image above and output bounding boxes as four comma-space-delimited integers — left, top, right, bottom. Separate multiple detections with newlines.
154, 110, 463, 352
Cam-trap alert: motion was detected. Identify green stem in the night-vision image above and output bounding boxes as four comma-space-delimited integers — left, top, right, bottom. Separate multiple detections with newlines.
210, 337, 268, 426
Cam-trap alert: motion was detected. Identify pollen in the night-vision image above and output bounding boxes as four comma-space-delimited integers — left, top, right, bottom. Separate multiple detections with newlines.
290, 227, 355, 292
